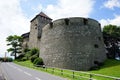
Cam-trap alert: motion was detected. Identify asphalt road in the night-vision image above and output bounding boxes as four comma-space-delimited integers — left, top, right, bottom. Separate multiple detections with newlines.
0, 64, 4, 80
1, 62, 67, 80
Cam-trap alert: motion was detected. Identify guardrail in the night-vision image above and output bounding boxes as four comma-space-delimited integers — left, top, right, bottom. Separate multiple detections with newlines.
34, 65, 120, 80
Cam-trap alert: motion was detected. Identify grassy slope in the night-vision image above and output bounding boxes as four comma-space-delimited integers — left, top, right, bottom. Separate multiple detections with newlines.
90, 59, 120, 77
14, 59, 120, 80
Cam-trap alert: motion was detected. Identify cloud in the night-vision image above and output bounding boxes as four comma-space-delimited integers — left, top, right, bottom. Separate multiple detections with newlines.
100, 15, 120, 28
44, 0, 95, 20
0, 0, 30, 57
104, 0, 120, 9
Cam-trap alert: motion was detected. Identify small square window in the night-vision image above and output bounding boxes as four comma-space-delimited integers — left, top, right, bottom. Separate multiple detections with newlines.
35, 26, 37, 29
94, 44, 99, 48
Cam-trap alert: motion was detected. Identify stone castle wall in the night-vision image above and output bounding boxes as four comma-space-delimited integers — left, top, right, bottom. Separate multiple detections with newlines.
40, 17, 106, 70
29, 16, 51, 49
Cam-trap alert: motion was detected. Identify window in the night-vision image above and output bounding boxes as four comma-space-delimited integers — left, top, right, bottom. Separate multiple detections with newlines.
94, 44, 99, 48
35, 26, 37, 29
35, 24, 37, 26
64, 18, 69, 25
49, 22, 53, 28
83, 18, 88, 25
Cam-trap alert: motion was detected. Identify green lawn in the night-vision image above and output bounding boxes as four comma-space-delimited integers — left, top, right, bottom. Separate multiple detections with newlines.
14, 59, 120, 80
90, 59, 120, 77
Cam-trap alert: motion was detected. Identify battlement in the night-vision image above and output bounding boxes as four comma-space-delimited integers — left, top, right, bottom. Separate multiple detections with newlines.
43, 17, 100, 31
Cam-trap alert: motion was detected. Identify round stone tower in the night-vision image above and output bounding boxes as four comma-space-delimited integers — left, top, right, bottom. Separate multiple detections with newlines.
40, 17, 106, 71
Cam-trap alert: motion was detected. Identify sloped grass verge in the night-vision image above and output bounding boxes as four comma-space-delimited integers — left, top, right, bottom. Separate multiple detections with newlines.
14, 59, 120, 80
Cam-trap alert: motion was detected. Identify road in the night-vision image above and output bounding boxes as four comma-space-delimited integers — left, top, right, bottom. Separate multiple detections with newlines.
0, 63, 4, 80
0, 62, 67, 80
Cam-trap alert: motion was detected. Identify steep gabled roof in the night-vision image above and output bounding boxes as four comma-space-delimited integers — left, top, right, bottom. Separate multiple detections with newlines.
38, 12, 52, 19
30, 12, 52, 22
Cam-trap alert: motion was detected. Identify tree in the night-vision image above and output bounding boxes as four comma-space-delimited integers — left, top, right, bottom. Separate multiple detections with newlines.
6, 35, 23, 59
103, 24, 120, 59
103, 24, 120, 38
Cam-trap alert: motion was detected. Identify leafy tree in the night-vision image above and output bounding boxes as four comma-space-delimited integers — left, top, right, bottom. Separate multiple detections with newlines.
103, 24, 120, 59
6, 35, 23, 59
103, 24, 120, 38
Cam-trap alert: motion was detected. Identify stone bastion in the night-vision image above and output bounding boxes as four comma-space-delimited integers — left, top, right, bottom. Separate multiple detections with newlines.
40, 17, 106, 71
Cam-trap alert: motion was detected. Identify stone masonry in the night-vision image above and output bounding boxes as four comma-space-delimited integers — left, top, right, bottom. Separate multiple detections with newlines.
40, 17, 106, 70
22, 12, 106, 71
28, 12, 52, 50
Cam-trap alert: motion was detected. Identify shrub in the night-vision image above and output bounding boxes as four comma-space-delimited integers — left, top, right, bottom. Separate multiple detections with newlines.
23, 48, 30, 53
7, 57, 13, 62
25, 52, 31, 60
30, 48, 39, 56
0, 57, 13, 62
30, 55, 38, 63
16, 54, 25, 61
0, 57, 4, 61
33, 57, 44, 65
21, 57, 27, 61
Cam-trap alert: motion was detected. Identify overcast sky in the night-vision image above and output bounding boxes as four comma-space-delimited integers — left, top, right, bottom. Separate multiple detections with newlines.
0, 0, 120, 57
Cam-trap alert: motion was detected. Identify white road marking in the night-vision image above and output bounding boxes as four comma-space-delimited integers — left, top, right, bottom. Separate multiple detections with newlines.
6, 63, 43, 80
7, 63, 23, 72
13, 66, 17, 69
7, 63, 17, 69
35, 77, 41, 80
17, 68, 23, 72
24, 71, 32, 76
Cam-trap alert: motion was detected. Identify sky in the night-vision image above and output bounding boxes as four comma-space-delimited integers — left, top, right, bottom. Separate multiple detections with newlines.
0, 0, 120, 57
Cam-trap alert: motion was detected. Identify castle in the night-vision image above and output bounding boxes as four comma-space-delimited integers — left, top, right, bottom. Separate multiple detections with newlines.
22, 12, 106, 71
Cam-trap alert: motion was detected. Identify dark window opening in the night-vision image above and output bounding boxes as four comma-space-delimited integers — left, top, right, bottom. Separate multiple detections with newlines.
64, 18, 69, 25
94, 61, 99, 64
35, 26, 37, 29
49, 22, 53, 28
83, 18, 88, 25
99, 23, 101, 27
35, 24, 37, 26
38, 35, 41, 38
94, 44, 99, 48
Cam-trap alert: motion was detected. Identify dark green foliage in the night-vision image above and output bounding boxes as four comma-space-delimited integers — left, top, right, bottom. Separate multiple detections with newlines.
103, 24, 120, 38
28, 48, 39, 63
103, 24, 120, 59
6, 35, 23, 59
16, 54, 25, 59
23, 48, 30, 53
0, 57, 13, 62
7, 57, 13, 62
21, 57, 27, 61
25, 52, 31, 60
29, 48, 39, 56
16, 54, 25, 61
30, 55, 38, 63
33, 57, 44, 65
15, 48, 40, 62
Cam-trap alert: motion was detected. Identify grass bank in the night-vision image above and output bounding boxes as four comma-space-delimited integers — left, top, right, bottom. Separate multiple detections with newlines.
14, 59, 120, 80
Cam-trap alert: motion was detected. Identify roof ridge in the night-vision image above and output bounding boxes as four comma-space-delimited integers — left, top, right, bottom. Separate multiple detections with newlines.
38, 12, 52, 20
